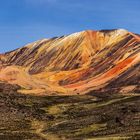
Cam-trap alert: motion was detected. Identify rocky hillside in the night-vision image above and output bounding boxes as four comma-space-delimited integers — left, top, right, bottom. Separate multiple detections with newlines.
0, 29, 140, 95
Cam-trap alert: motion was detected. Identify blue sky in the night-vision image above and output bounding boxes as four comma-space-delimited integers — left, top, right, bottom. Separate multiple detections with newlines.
0, 0, 140, 53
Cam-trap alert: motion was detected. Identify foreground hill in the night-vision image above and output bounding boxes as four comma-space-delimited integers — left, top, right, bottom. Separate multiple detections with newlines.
0, 85, 139, 140
0, 29, 140, 95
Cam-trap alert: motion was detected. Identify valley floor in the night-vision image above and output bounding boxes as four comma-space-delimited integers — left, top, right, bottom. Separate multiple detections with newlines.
0, 91, 140, 140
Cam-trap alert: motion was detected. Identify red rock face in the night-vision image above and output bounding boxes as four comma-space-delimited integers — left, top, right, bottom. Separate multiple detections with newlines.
0, 29, 140, 95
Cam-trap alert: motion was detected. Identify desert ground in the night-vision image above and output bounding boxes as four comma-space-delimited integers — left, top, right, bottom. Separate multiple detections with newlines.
0, 83, 139, 140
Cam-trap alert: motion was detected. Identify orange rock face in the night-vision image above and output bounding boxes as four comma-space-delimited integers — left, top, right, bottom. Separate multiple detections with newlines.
0, 29, 140, 95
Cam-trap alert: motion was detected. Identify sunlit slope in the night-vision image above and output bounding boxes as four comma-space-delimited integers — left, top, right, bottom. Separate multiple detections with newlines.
0, 29, 140, 95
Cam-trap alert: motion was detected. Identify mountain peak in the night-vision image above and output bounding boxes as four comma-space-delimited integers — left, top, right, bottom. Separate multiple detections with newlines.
79, 28, 128, 34
0, 29, 140, 95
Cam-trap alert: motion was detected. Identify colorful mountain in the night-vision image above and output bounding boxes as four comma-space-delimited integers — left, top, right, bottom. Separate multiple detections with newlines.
0, 29, 140, 95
